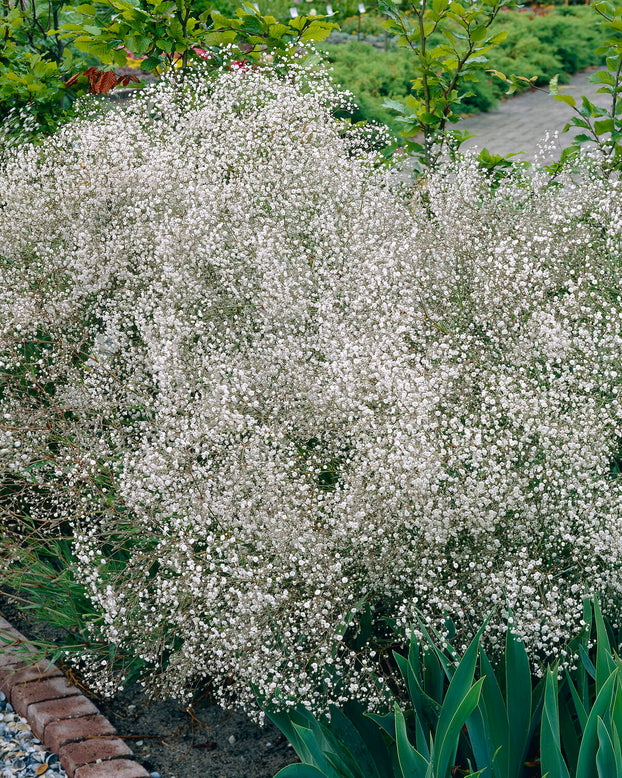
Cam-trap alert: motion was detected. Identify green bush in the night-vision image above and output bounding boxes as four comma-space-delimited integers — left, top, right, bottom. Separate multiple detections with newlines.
319, 6, 608, 135
318, 41, 412, 132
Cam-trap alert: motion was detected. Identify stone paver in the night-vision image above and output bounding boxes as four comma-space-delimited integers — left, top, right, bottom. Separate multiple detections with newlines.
59, 737, 134, 775
456, 69, 611, 161
45, 713, 118, 754
0, 659, 64, 697
74, 761, 151, 778
30, 695, 101, 742
12, 676, 83, 718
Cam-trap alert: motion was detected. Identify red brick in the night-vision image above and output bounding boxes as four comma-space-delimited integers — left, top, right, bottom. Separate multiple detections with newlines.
0, 660, 63, 696
12, 675, 82, 717
59, 737, 133, 775
44, 714, 117, 754
74, 760, 150, 778
29, 694, 100, 741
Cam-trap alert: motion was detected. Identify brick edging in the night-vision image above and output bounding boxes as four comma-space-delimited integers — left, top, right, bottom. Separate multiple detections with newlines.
0, 614, 150, 778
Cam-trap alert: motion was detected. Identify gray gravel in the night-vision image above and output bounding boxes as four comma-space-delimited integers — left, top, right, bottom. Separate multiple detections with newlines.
0, 689, 163, 777
0, 690, 66, 778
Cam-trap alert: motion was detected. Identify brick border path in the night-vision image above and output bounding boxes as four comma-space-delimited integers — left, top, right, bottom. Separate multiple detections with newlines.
0, 614, 150, 778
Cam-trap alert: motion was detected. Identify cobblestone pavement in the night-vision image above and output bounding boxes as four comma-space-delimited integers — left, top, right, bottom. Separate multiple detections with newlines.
455, 68, 611, 162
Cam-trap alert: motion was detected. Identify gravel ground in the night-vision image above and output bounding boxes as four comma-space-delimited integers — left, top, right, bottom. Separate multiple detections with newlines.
0, 691, 67, 778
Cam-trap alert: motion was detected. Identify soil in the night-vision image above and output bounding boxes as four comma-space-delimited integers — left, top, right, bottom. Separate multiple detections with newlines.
0, 594, 298, 778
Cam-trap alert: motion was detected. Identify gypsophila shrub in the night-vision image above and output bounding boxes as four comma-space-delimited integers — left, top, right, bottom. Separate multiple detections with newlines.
2, 65, 622, 718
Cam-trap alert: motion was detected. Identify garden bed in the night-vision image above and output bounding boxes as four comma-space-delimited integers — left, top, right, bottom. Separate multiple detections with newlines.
0, 594, 297, 778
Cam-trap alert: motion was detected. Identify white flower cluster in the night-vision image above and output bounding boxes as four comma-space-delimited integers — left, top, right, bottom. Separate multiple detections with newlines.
1, 65, 622, 716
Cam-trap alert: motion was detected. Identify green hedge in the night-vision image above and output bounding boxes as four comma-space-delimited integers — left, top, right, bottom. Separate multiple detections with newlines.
319, 6, 608, 134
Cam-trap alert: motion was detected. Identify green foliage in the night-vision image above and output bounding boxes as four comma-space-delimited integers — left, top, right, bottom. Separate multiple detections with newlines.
60, 2, 337, 73
267, 624, 488, 778
318, 7, 606, 143
541, 599, 622, 778
318, 41, 413, 133
377, 0, 515, 167
270, 602, 622, 778
547, 0, 622, 171
493, 7, 606, 82
0, 0, 97, 135
0, 0, 336, 140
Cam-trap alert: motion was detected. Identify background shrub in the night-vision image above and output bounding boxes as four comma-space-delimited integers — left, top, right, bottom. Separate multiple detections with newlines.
320, 6, 608, 132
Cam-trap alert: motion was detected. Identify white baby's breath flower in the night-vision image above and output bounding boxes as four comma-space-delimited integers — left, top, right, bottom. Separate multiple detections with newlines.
1, 64, 622, 718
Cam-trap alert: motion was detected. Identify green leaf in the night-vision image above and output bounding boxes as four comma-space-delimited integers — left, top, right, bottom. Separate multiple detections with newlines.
487, 30, 508, 45
432, 626, 485, 777
140, 56, 162, 70
564, 669, 588, 731
435, 678, 486, 777
595, 119, 615, 135
540, 669, 571, 778
470, 25, 486, 43
269, 22, 290, 37
274, 766, 329, 778
290, 722, 341, 775
488, 69, 509, 83
506, 631, 532, 774
156, 38, 174, 53
300, 20, 336, 43
475, 646, 510, 775
326, 704, 387, 778
394, 703, 429, 776
576, 670, 619, 778
595, 599, 615, 694
596, 716, 620, 778
590, 70, 617, 86
554, 94, 576, 108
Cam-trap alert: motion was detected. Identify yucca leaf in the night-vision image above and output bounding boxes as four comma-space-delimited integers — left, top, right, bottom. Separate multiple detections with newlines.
273, 766, 331, 778
506, 628, 531, 775
540, 668, 571, 778
576, 669, 619, 778
559, 683, 583, 774
595, 716, 621, 778
431, 626, 486, 778
415, 710, 432, 761
579, 644, 597, 682
366, 711, 396, 738
394, 650, 425, 721
434, 677, 486, 777
394, 703, 430, 776
327, 704, 390, 778
611, 676, 622, 746
417, 619, 459, 681
464, 705, 491, 772
564, 668, 588, 731
423, 645, 445, 706
291, 722, 344, 775
265, 708, 321, 761
594, 599, 616, 694
468, 645, 509, 776
393, 645, 439, 751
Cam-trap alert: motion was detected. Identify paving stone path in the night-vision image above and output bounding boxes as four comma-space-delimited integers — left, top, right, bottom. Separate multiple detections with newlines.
455, 68, 611, 162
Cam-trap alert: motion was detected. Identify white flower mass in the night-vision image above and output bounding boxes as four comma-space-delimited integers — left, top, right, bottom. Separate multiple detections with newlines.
1, 65, 622, 716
